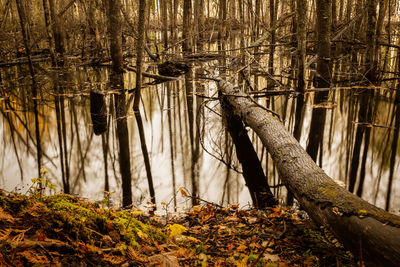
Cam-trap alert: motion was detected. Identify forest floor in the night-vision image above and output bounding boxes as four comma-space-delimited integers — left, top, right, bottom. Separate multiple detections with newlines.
0, 188, 356, 266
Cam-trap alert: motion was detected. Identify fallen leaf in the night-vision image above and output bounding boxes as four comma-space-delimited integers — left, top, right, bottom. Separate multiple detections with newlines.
178, 187, 188, 197
264, 253, 280, 262
148, 253, 180, 267
192, 205, 202, 213
168, 224, 187, 238
131, 210, 145, 216
236, 244, 247, 252
175, 235, 200, 243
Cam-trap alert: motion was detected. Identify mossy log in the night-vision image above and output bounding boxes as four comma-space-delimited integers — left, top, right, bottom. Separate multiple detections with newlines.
217, 79, 400, 266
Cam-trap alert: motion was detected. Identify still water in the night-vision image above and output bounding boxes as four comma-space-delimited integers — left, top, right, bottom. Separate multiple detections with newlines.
0, 61, 399, 214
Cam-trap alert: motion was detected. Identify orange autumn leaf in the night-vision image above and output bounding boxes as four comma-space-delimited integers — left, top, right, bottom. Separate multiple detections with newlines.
178, 187, 188, 197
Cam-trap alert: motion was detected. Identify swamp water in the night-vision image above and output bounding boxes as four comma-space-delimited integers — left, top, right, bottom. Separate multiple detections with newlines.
0, 56, 399, 214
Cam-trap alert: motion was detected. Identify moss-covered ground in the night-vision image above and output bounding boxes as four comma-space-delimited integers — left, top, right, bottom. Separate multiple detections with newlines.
0, 189, 355, 266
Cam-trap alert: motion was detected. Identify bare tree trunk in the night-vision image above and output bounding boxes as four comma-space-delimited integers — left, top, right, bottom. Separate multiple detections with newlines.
349, 91, 374, 193
133, 0, 156, 207
345, 0, 353, 21
268, 0, 276, 82
161, 0, 168, 48
365, 0, 378, 83
306, 0, 331, 161
102, 134, 109, 192
53, 80, 70, 193
386, 50, 400, 211
41, 0, 57, 65
220, 93, 277, 208
296, 0, 306, 93
48, 0, 65, 58
166, 83, 177, 210
15, 0, 42, 178
107, 0, 132, 207
182, 0, 192, 53
194, 0, 205, 49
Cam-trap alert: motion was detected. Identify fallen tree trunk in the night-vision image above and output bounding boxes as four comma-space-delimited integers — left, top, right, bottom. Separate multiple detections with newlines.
217, 79, 400, 266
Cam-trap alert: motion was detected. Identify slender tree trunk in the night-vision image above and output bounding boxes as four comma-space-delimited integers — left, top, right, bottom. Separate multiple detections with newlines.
102, 133, 110, 192
306, 0, 331, 161
220, 93, 277, 208
349, 90, 374, 193
15, 0, 42, 178
41, 0, 57, 65
296, 0, 306, 93
365, 0, 378, 84
167, 83, 177, 211
107, 0, 132, 207
161, 0, 168, 48
194, 0, 205, 49
182, 0, 192, 53
268, 0, 276, 82
133, 0, 156, 206
345, 0, 353, 21
48, 0, 65, 57
386, 50, 400, 211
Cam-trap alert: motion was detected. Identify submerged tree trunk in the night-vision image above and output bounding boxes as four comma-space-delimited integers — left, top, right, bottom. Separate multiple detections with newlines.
349, 91, 374, 193
217, 79, 400, 266
15, 0, 42, 179
306, 0, 331, 161
289, 0, 307, 205
386, 51, 400, 211
219, 93, 277, 208
107, 0, 132, 207
134, 0, 156, 207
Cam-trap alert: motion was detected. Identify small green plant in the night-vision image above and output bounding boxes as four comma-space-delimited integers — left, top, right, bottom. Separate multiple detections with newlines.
195, 243, 207, 254
247, 253, 267, 266
27, 168, 56, 197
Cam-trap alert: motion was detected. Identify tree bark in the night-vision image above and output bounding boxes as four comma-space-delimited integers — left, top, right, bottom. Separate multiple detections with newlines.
306, 0, 331, 161
182, 0, 192, 53
41, 0, 57, 66
219, 93, 277, 208
365, 0, 378, 84
160, 0, 168, 48
296, 0, 306, 93
107, 0, 132, 207
134, 0, 156, 207
48, 0, 65, 58
217, 78, 400, 266
15, 0, 42, 179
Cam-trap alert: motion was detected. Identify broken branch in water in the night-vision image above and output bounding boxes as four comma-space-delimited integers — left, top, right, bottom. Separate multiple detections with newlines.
125, 65, 181, 82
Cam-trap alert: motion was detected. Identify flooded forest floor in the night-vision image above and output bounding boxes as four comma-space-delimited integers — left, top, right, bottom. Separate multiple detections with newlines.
0, 190, 355, 266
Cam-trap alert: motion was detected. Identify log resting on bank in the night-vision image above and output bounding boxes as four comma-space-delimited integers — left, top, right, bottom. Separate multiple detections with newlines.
217, 79, 400, 266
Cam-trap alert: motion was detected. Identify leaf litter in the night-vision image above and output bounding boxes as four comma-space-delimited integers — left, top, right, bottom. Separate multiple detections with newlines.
0, 189, 355, 266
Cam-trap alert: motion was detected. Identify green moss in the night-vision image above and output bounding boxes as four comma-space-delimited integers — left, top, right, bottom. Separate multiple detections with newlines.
113, 211, 166, 247
306, 181, 400, 227
317, 184, 339, 198
0, 193, 30, 215
247, 253, 267, 266
357, 209, 368, 216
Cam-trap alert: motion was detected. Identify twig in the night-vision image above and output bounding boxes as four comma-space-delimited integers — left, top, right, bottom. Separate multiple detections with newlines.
251, 220, 287, 267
